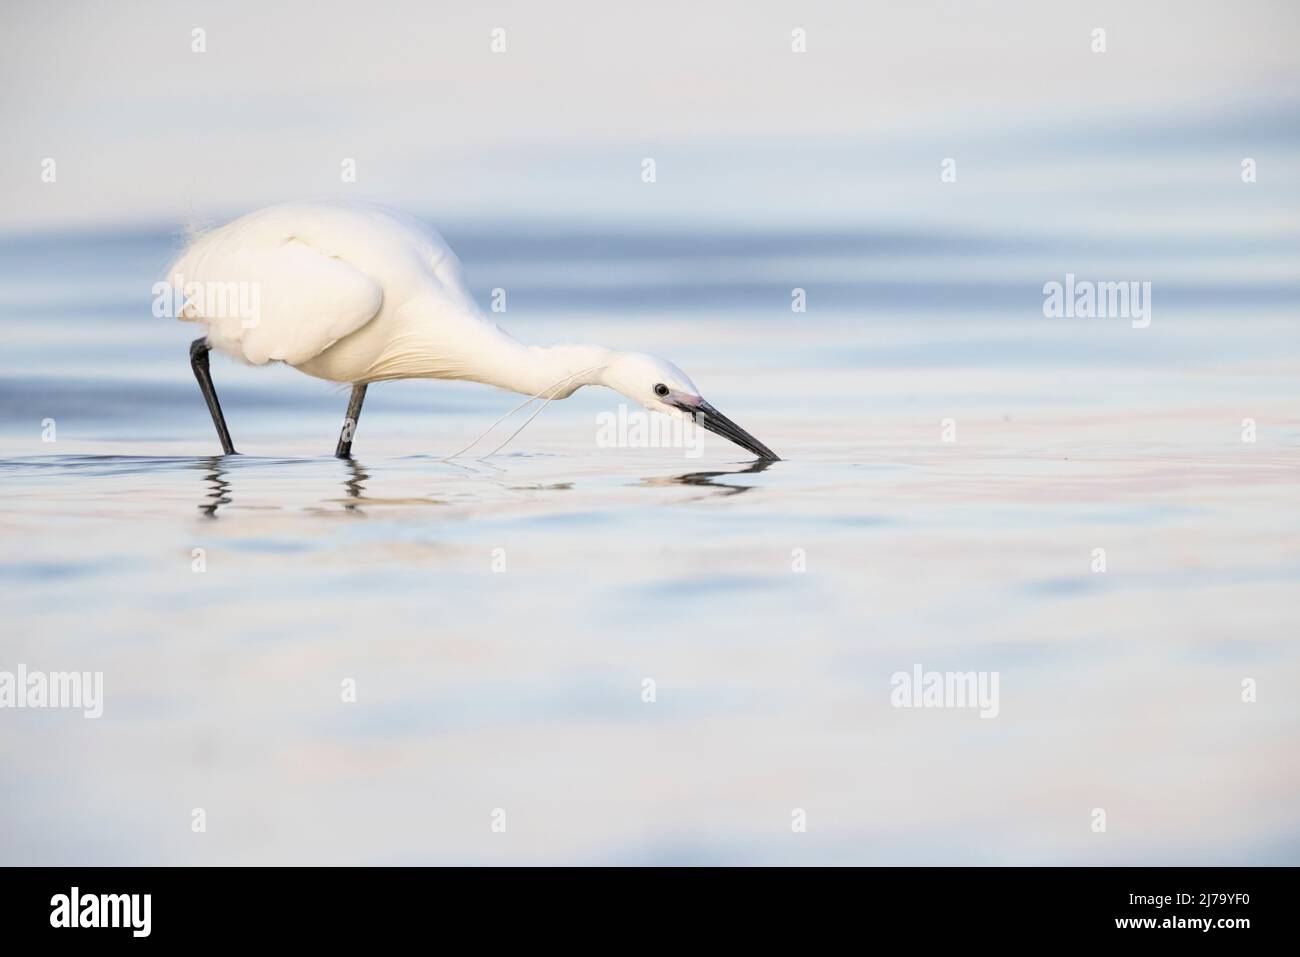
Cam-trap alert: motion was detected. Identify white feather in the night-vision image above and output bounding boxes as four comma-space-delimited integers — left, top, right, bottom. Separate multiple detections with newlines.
167, 200, 488, 379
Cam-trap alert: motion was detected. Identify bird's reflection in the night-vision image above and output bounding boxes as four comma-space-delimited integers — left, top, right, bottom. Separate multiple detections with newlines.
341, 457, 369, 513
639, 459, 775, 498
195, 455, 372, 517
196, 455, 232, 518
194, 457, 769, 515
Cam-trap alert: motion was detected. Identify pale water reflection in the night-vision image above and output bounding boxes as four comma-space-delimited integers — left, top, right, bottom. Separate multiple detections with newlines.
0, 215, 1297, 864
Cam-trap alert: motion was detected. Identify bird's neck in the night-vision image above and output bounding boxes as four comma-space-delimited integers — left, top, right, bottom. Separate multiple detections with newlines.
385, 294, 614, 396
461, 329, 613, 398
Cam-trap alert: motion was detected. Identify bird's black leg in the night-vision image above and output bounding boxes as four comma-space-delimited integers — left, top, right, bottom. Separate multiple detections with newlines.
189, 337, 236, 455
335, 383, 368, 458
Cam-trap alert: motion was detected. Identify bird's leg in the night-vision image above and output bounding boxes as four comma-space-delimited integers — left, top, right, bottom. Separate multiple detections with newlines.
189, 337, 236, 455
335, 383, 368, 458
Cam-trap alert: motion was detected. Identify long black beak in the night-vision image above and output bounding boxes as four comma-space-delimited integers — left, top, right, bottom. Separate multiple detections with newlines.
684, 399, 780, 461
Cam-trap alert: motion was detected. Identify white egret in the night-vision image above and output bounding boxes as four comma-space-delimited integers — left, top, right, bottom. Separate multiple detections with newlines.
168, 200, 778, 460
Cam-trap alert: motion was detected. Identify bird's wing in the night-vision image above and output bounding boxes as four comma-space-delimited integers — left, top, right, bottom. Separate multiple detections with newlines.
171, 232, 384, 367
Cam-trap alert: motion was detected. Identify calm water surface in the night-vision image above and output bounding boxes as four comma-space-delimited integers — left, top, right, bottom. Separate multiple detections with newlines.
1, 221, 1297, 864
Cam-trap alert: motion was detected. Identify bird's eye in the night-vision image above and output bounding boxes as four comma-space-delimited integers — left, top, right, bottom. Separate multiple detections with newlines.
654, 383, 669, 397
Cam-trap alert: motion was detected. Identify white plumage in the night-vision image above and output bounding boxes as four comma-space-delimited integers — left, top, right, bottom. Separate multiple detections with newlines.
171, 201, 499, 382
168, 200, 778, 460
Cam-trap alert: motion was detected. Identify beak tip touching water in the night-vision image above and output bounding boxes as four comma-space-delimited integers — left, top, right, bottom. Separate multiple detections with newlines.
687, 399, 781, 461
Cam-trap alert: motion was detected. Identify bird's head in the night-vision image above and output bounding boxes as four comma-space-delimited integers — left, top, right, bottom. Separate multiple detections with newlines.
599, 352, 780, 460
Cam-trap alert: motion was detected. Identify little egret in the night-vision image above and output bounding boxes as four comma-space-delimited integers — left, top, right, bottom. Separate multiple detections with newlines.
168, 201, 778, 460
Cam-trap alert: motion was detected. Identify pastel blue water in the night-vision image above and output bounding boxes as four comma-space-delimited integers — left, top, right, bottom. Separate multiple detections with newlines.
1, 123, 1298, 864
